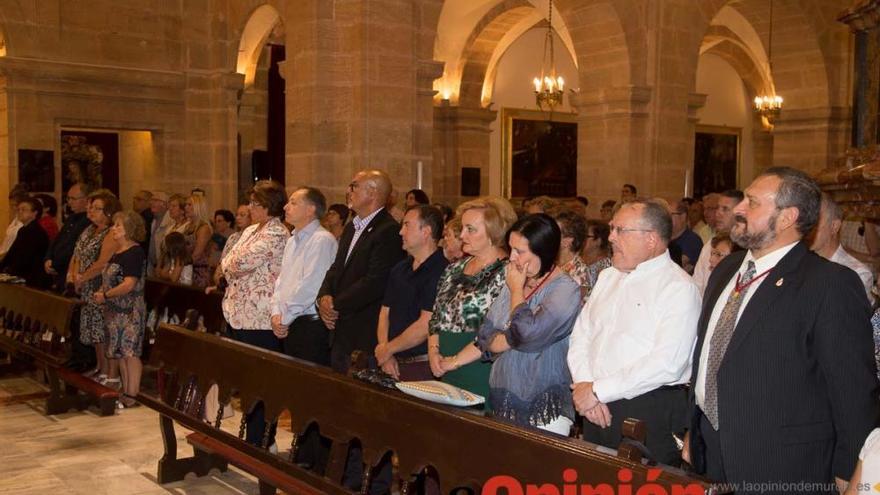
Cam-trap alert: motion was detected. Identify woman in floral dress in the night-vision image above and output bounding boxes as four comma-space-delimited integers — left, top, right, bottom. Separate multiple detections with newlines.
68, 190, 121, 384
427, 197, 516, 404
95, 210, 146, 408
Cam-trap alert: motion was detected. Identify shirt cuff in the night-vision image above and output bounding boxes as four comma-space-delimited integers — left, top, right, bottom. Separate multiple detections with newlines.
592, 377, 619, 404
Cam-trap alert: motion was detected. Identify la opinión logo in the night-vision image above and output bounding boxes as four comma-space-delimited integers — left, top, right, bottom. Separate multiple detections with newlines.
482, 468, 706, 495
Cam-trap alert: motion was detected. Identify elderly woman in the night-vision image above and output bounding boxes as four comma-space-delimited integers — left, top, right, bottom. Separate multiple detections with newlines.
167, 193, 189, 233
94, 211, 146, 408
0, 197, 49, 287
445, 214, 581, 434
69, 190, 122, 385
554, 209, 590, 304
182, 194, 213, 287
581, 219, 612, 297
220, 180, 289, 446
427, 196, 517, 402
440, 216, 464, 262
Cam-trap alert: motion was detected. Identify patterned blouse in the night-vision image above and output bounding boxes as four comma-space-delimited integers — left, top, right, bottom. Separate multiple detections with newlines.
428, 257, 507, 334
561, 255, 612, 304
220, 217, 289, 330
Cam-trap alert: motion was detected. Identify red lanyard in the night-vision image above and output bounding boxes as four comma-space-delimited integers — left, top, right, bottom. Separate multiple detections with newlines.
733, 267, 772, 297
525, 265, 555, 300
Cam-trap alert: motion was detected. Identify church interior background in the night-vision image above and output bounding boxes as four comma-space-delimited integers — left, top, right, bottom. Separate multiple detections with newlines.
0, 0, 865, 234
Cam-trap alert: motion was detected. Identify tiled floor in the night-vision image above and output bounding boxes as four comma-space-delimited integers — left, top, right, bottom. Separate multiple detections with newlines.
0, 373, 293, 495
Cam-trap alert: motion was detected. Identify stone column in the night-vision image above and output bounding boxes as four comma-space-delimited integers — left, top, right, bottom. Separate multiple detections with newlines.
432, 102, 497, 206
571, 86, 651, 212
284, 0, 442, 204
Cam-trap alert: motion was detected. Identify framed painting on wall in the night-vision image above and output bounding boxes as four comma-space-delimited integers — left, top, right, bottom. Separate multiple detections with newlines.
501, 108, 578, 199
693, 125, 740, 198
60, 130, 120, 196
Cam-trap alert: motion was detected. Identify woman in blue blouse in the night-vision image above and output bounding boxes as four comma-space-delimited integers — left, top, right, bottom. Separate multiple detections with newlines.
443, 214, 581, 435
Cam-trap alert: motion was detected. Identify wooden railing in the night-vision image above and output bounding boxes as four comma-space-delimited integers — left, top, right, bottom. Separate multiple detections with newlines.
142, 324, 718, 494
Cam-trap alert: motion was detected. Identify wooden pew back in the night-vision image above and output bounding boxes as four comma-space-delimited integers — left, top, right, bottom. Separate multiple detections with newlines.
144, 278, 226, 335
0, 283, 79, 362
146, 324, 715, 494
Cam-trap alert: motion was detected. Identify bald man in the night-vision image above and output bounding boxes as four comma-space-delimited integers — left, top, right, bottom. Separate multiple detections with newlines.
317, 169, 406, 373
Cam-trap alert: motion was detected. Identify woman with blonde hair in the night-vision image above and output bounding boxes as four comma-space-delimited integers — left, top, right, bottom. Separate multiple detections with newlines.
427, 196, 517, 403
182, 194, 213, 287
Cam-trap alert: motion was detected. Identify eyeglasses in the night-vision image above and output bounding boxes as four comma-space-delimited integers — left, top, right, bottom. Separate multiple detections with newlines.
67, 195, 85, 201
89, 205, 105, 212
609, 225, 654, 236
348, 182, 361, 192
249, 201, 264, 208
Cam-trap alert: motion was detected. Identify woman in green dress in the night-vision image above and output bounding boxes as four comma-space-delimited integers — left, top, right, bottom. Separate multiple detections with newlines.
427, 197, 517, 404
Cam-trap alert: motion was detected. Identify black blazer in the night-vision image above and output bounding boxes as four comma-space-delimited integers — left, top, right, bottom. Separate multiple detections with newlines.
0, 220, 50, 288
687, 241, 878, 485
318, 209, 404, 365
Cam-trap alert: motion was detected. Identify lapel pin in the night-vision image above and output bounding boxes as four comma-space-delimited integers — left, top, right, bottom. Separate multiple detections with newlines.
775, 278, 784, 287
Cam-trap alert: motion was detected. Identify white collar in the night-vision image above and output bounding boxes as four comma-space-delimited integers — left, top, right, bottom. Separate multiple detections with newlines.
744, 241, 799, 274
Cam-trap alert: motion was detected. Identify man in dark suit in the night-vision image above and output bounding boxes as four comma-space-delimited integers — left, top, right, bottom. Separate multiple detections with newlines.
317, 168, 405, 373
316, 169, 405, 494
684, 167, 878, 493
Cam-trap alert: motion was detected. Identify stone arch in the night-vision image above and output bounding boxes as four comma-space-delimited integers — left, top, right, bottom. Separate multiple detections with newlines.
457, 0, 536, 107
235, 4, 284, 88
554, 0, 634, 91
432, 0, 578, 105
701, 26, 768, 99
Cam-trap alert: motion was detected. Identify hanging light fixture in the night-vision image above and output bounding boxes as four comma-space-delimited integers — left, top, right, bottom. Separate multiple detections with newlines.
533, 0, 564, 113
754, 0, 783, 129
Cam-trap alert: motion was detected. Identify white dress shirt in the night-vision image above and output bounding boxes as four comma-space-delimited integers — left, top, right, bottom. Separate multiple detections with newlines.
694, 241, 798, 408
830, 244, 875, 304
270, 219, 338, 325
568, 250, 701, 403
691, 240, 713, 294
0, 218, 23, 258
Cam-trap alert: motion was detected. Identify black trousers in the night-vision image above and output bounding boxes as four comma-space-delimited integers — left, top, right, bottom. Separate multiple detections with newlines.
283, 315, 331, 366
229, 328, 282, 447
582, 386, 687, 466
696, 407, 727, 481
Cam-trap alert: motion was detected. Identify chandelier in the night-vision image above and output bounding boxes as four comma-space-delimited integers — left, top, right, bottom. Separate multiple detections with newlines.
533, 0, 564, 112
754, 0, 782, 129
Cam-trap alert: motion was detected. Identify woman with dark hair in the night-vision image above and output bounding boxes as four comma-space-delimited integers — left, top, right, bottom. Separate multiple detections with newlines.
323, 203, 350, 240
442, 214, 581, 434
581, 219, 612, 297
156, 232, 193, 285
219, 179, 289, 447
405, 189, 430, 207
69, 190, 122, 385
34, 193, 59, 241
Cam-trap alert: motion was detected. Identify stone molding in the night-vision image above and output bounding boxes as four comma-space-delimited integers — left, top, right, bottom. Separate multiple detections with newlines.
434, 104, 497, 133
839, 1, 880, 32
687, 92, 708, 123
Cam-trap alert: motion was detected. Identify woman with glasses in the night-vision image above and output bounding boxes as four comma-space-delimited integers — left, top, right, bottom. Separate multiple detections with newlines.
220, 180, 289, 446
68, 190, 122, 385
0, 197, 50, 288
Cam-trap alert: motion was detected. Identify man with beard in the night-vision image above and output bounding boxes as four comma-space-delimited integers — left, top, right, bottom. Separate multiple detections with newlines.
683, 167, 877, 493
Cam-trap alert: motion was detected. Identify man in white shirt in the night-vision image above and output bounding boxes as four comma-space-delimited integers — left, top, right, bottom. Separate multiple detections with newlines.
270, 187, 338, 366
692, 190, 743, 293
811, 193, 874, 304
568, 199, 701, 465
684, 167, 876, 490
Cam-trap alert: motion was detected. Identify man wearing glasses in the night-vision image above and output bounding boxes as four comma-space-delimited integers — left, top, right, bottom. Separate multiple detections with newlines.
568, 199, 701, 466
43, 183, 92, 292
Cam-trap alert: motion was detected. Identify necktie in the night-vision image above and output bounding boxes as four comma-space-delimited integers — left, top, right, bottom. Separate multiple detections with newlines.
704, 260, 756, 430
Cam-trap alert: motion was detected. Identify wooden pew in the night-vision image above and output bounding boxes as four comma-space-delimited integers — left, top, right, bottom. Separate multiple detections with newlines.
140, 324, 719, 495
0, 283, 119, 416
144, 277, 226, 338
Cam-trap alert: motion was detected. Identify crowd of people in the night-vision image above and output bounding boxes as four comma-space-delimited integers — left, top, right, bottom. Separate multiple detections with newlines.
2, 166, 880, 492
